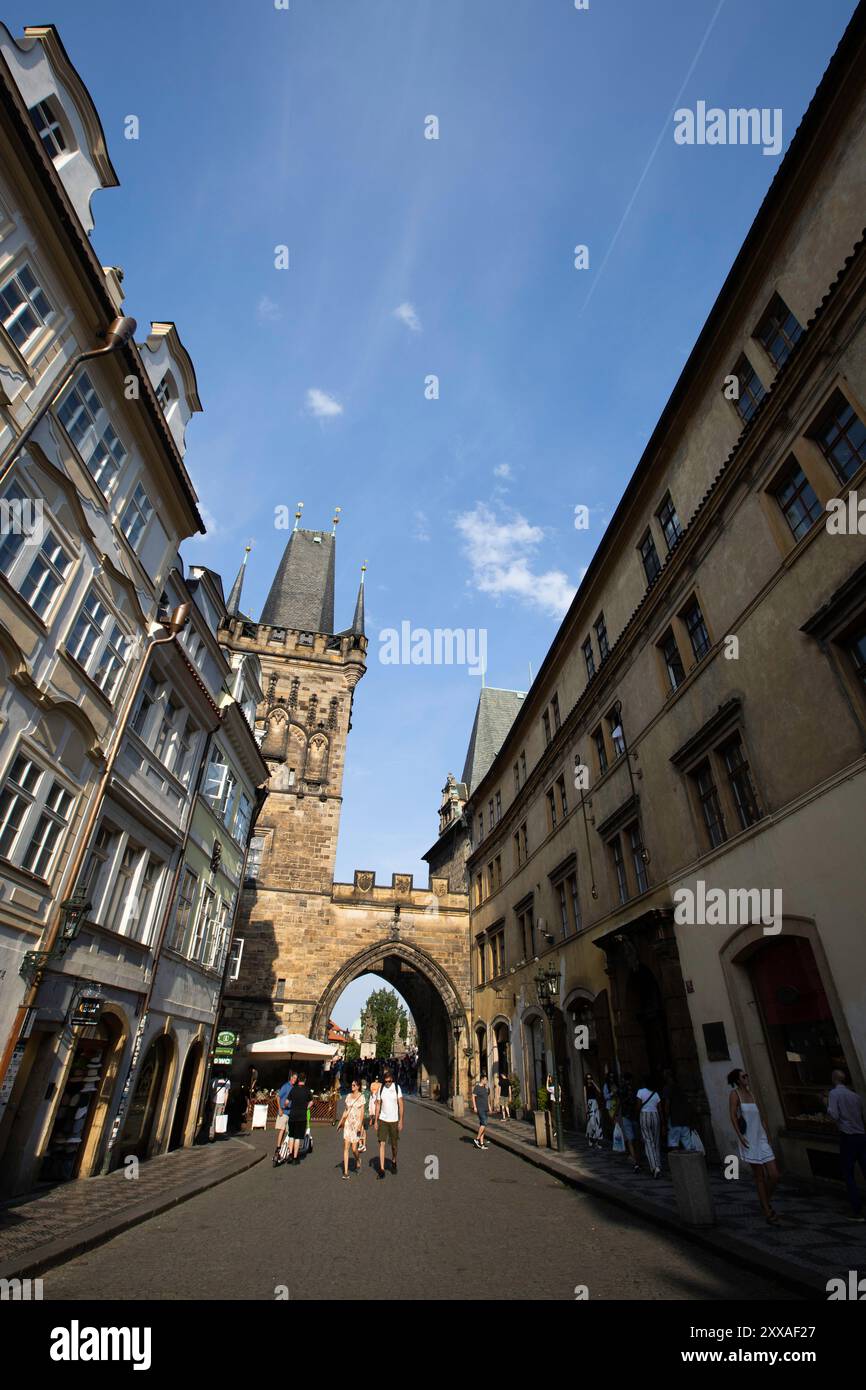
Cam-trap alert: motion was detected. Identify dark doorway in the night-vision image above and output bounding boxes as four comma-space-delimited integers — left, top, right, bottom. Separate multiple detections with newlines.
169, 1041, 202, 1151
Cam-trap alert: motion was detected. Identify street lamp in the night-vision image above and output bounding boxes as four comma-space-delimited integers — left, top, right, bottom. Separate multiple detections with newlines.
534, 962, 564, 1153
450, 1010, 463, 1106
0, 316, 137, 484
19, 883, 92, 986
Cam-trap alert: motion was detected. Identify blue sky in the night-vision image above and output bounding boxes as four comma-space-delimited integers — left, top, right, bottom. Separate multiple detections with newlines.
8, 0, 857, 962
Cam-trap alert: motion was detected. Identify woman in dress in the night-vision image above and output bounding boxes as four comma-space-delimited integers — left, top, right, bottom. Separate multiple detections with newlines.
584, 1072, 604, 1148
728, 1067, 780, 1224
338, 1078, 366, 1178
498, 1070, 511, 1121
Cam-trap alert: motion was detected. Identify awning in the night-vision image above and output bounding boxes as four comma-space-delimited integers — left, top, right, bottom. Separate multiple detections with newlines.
245, 1033, 338, 1060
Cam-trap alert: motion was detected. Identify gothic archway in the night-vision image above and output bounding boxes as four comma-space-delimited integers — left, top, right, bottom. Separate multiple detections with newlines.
311, 938, 470, 1102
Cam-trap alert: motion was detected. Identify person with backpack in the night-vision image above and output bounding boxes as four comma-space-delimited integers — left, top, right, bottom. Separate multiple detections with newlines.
637, 1078, 662, 1178
498, 1069, 511, 1121
286, 1071, 312, 1165
374, 1067, 404, 1178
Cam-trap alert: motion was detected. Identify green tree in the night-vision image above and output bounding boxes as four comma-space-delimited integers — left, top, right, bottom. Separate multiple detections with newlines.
362, 988, 408, 1057
344, 1037, 360, 1060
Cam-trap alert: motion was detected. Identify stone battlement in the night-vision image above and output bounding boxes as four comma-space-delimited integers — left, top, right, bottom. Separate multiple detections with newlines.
331, 869, 468, 912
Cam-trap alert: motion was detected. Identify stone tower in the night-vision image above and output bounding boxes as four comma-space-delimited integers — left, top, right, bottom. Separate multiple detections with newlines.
218, 522, 367, 1045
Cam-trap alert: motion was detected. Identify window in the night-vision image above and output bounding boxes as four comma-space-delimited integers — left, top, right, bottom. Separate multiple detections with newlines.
67, 590, 130, 699
513, 830, 521, 868
517, 905, 534, 960
628, 822, 648, 894
755, 293, 803, 369
607, 709, 625, 759
488, 799, 494, 828
155, 374, 172, 409
542, 710, 551, 746
0, 264, 54, 352
153, 695, 180, 764
568, 873, 581, 934
556, 775, 568, 817
121, 484, 154, 551
521, 822, 528, 861
0, 753, 74, 879
131, 672, 159, 738
478, 811, 484, 841
811, 392, 866, 486
659, 628, 686, 691
847, 624, 866, 688
175, 718, 196, 784
209, 898, 232, 972
169, 867, 199, 954
494, 854, 502, 891
551, 694, 561, 732
520, 751, 527, 784
18, 529, 70, 619
610, 835, 628, 905
595, 613, 609, 662
639, 529, 662, 584
245, 834, 264, 882
557, 881, 569, 937
491, 929, 505, 976
57, 371, 127, 494
693, 759, 727, 849
476, 937, 487, 985
0, 481, 41, 577
682, 597, 711, 662
275, 977, 286, 1001
730, 355, 766, 424
772, 460, 821, 541
29, 98, 67, 158
228, 936, 245, 981
546, 788, 557, 832
81, 823, 113, 904
234, 792, 253, 846
656, 493, 683, 551
513, 762, 520, 794
495, 791, 502, 822
105, 844, 138, 935
592, 727, 608, 775
192, 887, 217, 964
203, 746, 231, 814
721, 735, 761, 830
582, 637, 595, 680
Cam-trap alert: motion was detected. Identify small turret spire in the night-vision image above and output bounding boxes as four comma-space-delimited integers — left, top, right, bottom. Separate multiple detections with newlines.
351, 562, 366, 637
332, 506, 341, 536
293, 501, 304, 532
226, 542, 251, 618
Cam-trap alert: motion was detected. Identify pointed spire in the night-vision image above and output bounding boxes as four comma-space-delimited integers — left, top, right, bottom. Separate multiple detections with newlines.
293, 501, 304, 532
332, 506, 341, 536
226, 543, 251, 617
351, 563, 366, 636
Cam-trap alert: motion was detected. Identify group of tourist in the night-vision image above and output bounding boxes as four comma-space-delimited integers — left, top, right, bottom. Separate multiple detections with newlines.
581, 1062, 866, 1227
336, 1068, 405, 1178
337, 1054, 418, 1094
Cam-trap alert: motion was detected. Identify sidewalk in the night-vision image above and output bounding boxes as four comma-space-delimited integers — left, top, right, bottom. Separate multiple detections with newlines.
0, 1135, 265, 1280
414, 1099, 865, 1296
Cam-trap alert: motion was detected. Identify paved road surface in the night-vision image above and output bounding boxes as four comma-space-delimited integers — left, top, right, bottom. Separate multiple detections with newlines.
41, 1101, 799, 1301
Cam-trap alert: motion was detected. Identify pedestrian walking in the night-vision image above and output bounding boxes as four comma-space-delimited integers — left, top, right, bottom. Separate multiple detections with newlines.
338, 1078, 366, 1178
637, 1079, 662, 1178
367, 1077, 381, 1141
728, 1067, 780, 1224
273, 1070, 297, 1163
472, 1074, 491, 1148
498, 1070, 511, 1120
826, 1069, 866, 1222
584, 1073, 604, 1148
602, 1066, 619, 1129
375, 1068, 403, 1178
287, 1071, 312, 1165
618, 1071, 641, 1171
209, 1076, 230, 1141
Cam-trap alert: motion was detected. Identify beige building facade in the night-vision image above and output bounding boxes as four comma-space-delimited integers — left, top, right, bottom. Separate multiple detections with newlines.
466, 9, 866, 1180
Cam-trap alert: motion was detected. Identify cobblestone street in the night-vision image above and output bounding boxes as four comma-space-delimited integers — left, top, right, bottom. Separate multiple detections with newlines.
36, 1103, 799, 1301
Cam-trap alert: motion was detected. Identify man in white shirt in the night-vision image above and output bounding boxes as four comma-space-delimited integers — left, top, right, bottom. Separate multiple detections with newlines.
374, 1068, 404, 1179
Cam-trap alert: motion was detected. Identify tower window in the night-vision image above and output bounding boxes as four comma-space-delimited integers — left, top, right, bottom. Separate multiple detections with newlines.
29, 98, 67, 159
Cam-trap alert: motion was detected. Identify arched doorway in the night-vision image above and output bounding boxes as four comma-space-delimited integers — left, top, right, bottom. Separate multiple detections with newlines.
625, 966, 670, 1085
310, 938, 470, 1103
169, 1039, 204, 1151
116, 1032, 174, 1164
475, 1024, 488, 1079
40, 1012, 126, 1184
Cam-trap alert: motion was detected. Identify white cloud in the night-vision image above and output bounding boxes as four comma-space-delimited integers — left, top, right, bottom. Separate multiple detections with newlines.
306, 388, 343, 419
493, 463, 512, 479
393, 301, 422, 333
455, 503, 576, 619
257, 295, 281, 324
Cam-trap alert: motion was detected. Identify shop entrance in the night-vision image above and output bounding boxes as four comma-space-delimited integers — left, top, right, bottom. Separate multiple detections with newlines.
40, 1017, 122, 1183
169, 1040, 203, 1151
116, 1033, 174, 1163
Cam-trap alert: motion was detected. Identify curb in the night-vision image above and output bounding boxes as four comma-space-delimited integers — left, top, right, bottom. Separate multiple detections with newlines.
0, 1139, 265, 1281
410, 1098, 827, 1298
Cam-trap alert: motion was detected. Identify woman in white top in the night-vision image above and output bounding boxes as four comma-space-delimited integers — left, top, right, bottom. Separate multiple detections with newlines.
728, 1067, 780, 1224
636, 1081, 662, 1178
338, 1079, 366, 1178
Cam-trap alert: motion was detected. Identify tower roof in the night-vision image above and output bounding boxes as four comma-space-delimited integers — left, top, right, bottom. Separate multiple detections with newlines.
226, 544, 250, 618
260, 528, 336, 633
461, 687, 526, 794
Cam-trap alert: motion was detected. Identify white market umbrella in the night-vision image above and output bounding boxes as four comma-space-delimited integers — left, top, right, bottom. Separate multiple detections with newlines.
245, 1033, 338, 1061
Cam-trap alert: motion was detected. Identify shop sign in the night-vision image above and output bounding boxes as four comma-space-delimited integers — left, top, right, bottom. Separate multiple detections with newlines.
213, 1028, 238, 1069
71, 995, 103, 1027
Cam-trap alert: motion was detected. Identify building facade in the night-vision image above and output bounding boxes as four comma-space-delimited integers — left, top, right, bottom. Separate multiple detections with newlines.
0, 23, 263, 1192
465, 6, 866, 1180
